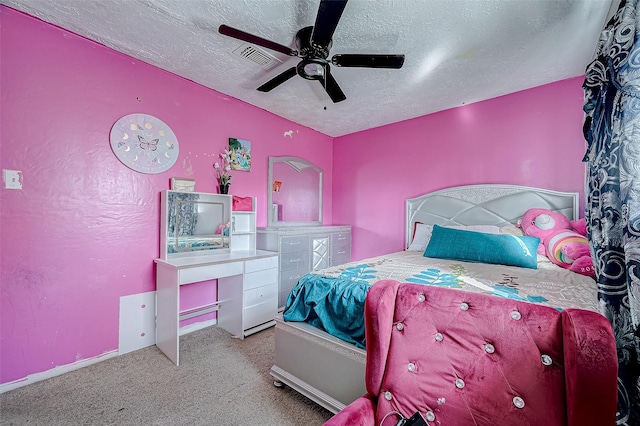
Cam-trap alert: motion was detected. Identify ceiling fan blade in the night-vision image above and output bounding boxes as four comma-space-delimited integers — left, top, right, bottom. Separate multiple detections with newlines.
310, 0, 348, 48
319, 67, 346, 103
257, 67, 298, 92
332, 54, 405, 69
219, 24, 297, 57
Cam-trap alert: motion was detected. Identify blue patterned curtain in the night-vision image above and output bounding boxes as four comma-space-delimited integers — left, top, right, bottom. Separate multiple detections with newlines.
583, 0, 640, 423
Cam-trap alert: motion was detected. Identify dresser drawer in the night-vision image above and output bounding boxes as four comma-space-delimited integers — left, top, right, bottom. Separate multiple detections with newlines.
245, 256, 278, 273
244, 296, 277, 330
279, 267, 308, 307
280, 249, 309, 272
332, 232, 351, 247
244, 267, 277, 291
280, 267, 307, 289
331, 254, 351, 267
280, 235, 309, 253
331, 245, 351, 260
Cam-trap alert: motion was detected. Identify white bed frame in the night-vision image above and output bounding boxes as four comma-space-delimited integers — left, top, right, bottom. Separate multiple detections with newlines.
270, 184, 579, 414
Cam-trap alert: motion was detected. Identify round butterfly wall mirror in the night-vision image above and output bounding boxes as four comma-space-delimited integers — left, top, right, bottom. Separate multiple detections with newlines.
109, 113, 179, 174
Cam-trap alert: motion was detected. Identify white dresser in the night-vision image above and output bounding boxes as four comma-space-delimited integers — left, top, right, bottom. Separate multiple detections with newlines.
257, 226, 351, 308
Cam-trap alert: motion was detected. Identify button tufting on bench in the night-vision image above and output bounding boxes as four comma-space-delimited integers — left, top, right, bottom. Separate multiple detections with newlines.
513, 396, 525, 409
321, 281, 619, 426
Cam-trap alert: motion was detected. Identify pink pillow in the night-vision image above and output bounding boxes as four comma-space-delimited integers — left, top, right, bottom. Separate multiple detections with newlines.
232, 196, 253, 211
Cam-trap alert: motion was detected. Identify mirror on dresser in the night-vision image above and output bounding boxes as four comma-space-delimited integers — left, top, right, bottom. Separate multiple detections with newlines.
258, 156, 351, 309
267, 156, 323, 227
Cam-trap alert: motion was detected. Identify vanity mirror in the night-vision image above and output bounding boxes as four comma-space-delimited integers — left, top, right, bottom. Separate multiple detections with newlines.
267, 156, 323, 227
160, 190, 231, 259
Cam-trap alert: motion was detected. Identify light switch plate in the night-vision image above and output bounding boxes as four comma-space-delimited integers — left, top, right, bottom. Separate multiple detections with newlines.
3, 169, 23, 189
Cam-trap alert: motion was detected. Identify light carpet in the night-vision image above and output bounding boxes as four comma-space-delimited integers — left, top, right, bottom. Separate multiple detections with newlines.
0, 326, 334, 425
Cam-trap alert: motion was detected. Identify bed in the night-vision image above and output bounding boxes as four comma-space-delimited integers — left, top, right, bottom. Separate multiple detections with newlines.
269, 184, 598, 414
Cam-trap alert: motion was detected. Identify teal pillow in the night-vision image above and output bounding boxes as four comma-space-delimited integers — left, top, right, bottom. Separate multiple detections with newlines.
424, 225, 540, 269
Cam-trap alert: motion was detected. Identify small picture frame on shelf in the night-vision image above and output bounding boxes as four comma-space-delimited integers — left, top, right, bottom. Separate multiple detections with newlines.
170, 177, 196, 192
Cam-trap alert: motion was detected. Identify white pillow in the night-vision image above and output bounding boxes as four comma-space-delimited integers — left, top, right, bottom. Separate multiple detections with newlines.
407, 223, 500, 251
407, 223, 434, 251
499, 223, 525, 237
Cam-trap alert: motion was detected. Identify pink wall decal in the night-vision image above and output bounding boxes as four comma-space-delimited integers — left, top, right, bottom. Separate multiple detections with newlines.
332, 77, 587, 261
0, 7, 332, 385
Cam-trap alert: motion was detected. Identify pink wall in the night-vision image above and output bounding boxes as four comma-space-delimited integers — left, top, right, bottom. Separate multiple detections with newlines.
332, 77, 587, 261
0, 7, 333, 385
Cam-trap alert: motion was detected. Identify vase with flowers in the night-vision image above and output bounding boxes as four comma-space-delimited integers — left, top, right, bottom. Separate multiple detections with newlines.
214, 149, 233, 194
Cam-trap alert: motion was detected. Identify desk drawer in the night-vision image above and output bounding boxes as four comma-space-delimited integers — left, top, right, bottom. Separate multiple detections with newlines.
244, 283, 278, 307
280, 235, 309, 253
245, 267, 277, 291
280, 249, 309, 272
245, 256, 278, 273
244, 296, 277, 330
179, 262, 243, 285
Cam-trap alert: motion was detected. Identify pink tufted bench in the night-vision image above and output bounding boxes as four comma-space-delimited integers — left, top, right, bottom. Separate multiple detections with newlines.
324, 280, 618, 426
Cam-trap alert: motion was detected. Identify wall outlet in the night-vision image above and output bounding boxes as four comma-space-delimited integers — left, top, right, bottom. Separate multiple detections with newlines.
3, 169, 22, 190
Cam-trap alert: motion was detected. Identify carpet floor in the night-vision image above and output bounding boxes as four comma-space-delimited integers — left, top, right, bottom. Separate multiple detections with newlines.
0, 326, 334, 425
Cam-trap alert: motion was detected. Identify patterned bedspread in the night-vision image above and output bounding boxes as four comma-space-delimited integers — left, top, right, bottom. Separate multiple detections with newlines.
283, 251, 598, 348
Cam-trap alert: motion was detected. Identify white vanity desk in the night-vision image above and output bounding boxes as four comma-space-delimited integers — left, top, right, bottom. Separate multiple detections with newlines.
155, 249, 278, 366
156, 191, 278, 366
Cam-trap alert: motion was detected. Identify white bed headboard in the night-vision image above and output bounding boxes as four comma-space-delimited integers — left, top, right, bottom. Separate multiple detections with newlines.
405, 184, 579, 248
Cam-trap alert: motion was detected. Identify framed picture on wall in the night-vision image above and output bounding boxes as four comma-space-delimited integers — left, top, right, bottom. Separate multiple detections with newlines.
228, 138, 251, 172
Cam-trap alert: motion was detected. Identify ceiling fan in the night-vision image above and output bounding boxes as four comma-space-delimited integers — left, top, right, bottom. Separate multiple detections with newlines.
218, 0, 405, 103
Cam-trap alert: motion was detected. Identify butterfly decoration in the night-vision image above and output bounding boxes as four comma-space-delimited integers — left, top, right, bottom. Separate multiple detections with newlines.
110, 114, 179, 174
138, 135, 159, 151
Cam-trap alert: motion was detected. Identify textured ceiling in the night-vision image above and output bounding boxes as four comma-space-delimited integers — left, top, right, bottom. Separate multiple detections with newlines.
3, 0, 617, 137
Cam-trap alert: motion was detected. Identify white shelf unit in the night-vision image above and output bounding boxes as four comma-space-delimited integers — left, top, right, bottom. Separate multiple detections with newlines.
231, 197, 257, 252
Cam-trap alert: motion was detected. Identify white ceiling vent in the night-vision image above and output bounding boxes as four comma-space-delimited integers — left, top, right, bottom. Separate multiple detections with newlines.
232, 43, 282, 70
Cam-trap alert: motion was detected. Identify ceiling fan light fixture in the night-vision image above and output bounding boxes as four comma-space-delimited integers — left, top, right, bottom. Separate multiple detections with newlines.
297, 58, 328, 80
218, 0, 404, 103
